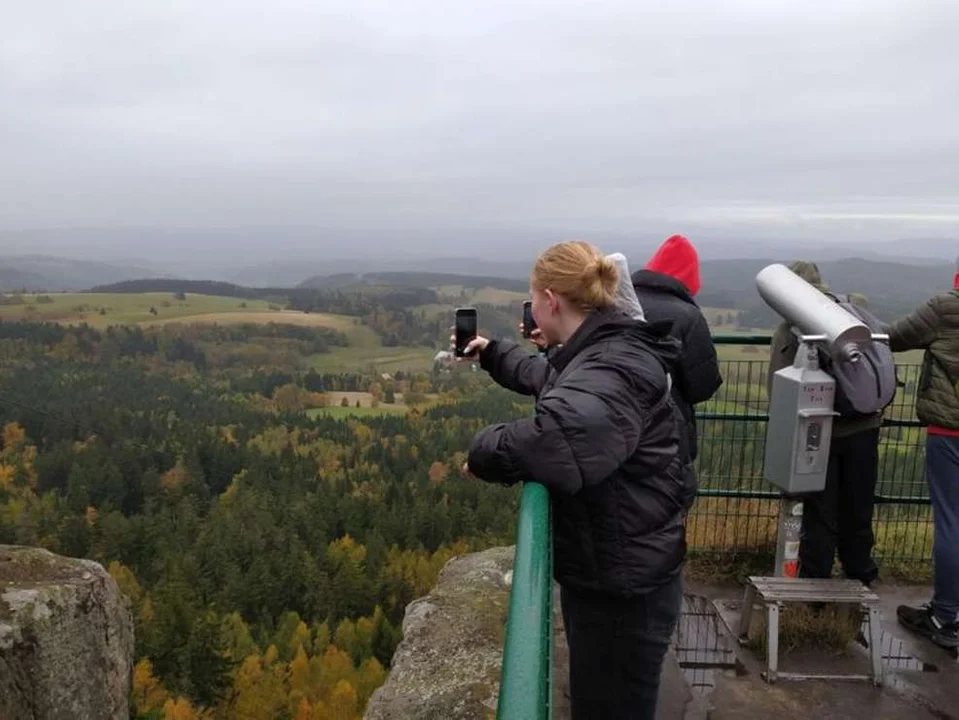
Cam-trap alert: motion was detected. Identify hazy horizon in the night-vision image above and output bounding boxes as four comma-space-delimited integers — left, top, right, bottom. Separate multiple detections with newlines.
3, 0, 959, 259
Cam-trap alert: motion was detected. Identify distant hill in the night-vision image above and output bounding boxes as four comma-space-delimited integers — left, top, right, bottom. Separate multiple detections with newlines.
90, 278, 263, 299
700, 257, 954, 327
298, 271, 529, 293
0, 265, 49, 292
0, 255, 166, 291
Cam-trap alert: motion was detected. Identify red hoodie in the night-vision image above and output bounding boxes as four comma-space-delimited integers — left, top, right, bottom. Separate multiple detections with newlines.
645, 234, 701, 296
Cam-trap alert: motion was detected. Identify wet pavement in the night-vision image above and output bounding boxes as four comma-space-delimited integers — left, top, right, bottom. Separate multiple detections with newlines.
552, 582, 959, 720
672, 595, 746, 698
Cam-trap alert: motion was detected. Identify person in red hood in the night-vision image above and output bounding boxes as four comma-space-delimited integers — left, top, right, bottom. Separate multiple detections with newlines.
885, 261, 959, 649
632, 235, 722, 463
644, 234, 702, 296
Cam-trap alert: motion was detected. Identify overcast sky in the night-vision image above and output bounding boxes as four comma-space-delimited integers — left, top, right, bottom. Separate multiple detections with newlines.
2, 0, 959, 257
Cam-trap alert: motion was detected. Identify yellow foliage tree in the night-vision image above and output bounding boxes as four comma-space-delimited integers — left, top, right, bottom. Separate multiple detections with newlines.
292, 620, 311, 657
160, 459, 190, 492
0, 464, 14, 489
333, 619, 358, 662
163, 696, 197, 720
328, 535, 366, 567
132, 658, 169, 715
108, 561, 144, 606
355, 657, 387, 707
315, 646, 356, 701
2, 422, 26, 450
293, 697, 314, 720
230, 653, 287, 720
289, 645, 310, 697
326, 679, 359, 720
0, 422, 37, 488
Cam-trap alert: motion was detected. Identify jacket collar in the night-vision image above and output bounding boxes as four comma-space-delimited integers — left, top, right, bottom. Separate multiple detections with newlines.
547, 307, 681, 376
548, 307, 629, 375
631, 269, 697, 306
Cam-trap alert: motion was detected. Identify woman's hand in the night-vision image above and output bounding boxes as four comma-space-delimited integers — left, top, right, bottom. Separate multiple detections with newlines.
519, 323, 548, 350
448, 333, 490, 360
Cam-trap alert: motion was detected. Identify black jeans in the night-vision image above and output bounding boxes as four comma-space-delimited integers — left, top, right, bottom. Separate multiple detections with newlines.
799, 428, 880, 584
561, 574, 682, 720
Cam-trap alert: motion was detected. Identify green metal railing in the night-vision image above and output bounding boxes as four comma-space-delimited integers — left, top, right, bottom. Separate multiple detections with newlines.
495, 334, 933, 717
496, 482, 553, 720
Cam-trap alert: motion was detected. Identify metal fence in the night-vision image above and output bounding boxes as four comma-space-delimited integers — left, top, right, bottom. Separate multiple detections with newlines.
690, 335, 932, 563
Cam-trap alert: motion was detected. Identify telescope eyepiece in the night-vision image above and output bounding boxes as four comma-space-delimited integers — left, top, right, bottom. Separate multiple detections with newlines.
841, 343, 862, 363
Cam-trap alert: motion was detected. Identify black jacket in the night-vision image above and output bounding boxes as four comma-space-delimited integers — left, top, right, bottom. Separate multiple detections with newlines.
467, 308, 694, 598
632, 269, 722, 459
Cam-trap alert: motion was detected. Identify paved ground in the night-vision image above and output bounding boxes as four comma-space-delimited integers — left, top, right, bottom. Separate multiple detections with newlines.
553, 581, 959, 719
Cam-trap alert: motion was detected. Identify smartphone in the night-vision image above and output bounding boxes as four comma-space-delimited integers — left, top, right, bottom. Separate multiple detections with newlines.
454, 307, 478, 357
522, 300, 536, 339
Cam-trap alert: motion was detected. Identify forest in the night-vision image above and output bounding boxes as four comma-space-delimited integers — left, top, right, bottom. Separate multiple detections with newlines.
0, 317, 529, 719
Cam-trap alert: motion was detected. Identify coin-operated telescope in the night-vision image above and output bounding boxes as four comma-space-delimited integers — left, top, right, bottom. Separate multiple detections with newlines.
755, 263, 891, 577
756, 264, 875, 495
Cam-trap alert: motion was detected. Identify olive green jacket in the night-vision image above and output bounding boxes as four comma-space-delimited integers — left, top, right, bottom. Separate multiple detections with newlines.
887, 290, 959, 430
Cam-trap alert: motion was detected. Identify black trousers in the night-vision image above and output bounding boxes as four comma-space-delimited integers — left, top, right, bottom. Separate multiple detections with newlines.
561, 574, 682, 720
799, 428, 880, 584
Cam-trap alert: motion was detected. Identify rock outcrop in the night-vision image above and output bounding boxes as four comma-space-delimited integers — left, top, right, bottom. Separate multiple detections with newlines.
365, 545, 514, 720
0, 545, 134, 720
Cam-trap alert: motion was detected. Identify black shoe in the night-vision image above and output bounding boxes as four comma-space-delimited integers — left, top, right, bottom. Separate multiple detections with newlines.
897, 605, 959, 649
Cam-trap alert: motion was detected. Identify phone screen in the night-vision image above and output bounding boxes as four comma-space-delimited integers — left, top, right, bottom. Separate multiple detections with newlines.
522, 300, 536, 339
455, 308, 477, 357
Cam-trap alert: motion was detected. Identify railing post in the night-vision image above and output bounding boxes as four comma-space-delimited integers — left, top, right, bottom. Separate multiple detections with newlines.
497, 481, 553, 720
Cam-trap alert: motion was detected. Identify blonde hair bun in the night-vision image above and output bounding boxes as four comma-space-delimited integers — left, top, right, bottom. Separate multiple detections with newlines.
532, 240, 619, 311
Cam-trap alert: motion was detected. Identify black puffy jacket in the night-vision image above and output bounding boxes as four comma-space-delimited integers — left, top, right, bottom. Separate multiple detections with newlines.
632, 269, 723, 459
467, 308, 694, 598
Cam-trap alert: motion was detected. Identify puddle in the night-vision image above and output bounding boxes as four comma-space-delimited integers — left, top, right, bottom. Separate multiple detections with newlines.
672, 595, 746, 697
855, 620, 940, 672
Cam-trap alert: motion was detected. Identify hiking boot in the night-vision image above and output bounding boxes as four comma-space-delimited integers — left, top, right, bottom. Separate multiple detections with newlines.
897, 604, 959, 649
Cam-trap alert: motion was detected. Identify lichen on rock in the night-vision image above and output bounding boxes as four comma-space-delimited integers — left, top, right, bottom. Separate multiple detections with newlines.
364, 545, 514, 720
0, 545, 134, 720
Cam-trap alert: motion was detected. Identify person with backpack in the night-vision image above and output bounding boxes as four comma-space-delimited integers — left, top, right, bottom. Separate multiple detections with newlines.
767, 260, 890, 587
885, 265, 959, 649
632, 235, 722, 461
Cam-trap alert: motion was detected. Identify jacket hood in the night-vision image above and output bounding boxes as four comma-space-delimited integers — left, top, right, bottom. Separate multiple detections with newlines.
606, 252, 646, 321
645, 235, 701, 296
788, 260, 828, 291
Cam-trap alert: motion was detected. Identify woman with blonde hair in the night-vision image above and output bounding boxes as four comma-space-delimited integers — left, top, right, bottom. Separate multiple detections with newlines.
460, 240, 693, 720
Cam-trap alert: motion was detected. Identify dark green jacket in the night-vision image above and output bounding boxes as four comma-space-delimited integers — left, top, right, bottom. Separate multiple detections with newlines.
766, 261, 882, 438
887, 290, 959, 430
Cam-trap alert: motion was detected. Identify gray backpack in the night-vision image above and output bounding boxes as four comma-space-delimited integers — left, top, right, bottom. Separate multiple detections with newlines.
818, 294, 897, 418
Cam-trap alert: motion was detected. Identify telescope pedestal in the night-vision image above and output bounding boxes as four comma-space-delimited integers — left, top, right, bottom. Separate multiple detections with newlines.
773, 496, 804, 577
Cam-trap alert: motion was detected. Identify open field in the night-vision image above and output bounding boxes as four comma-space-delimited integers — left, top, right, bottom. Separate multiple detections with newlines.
432, 285, 526, 306
149, 310, 359, 331
0, 292, 277, 327
308, 346, 438, 373
306, 391, 439, 418
1, 291, 382, 346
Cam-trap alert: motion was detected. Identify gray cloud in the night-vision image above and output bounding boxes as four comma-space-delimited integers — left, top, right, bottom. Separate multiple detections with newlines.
2, 0, 959, 256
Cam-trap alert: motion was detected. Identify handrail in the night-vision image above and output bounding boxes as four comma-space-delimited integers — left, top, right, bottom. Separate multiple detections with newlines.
496, 482, 553, 720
